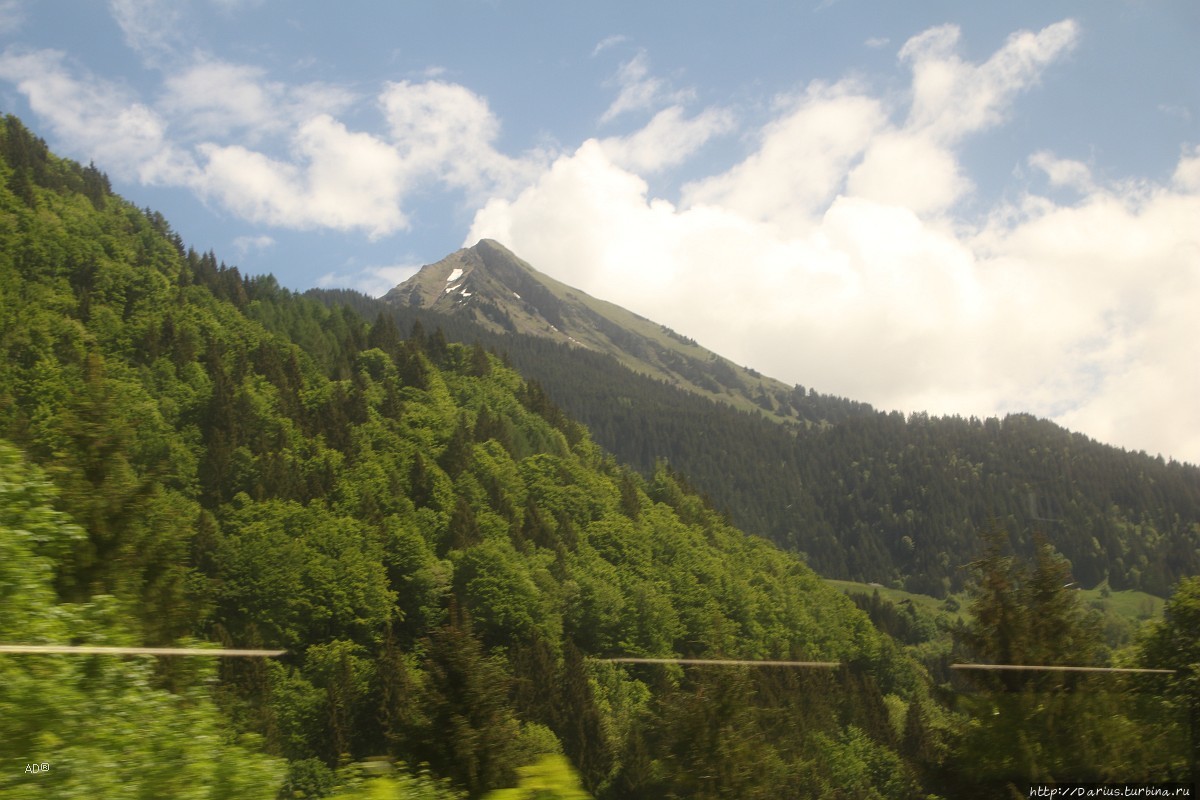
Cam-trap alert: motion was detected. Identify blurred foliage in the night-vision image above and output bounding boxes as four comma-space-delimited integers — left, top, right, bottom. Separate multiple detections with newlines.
948, 525, 1188, 792
0, 441, 284, 799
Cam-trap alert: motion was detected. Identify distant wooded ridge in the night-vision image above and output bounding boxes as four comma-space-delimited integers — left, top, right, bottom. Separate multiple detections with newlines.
308, 265, 1200, 599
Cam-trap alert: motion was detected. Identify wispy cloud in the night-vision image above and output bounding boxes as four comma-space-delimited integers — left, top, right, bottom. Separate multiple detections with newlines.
599, 105, 735, 174
600, 51, 694, 124
899, 20, 1080, 141
0, 0, 25, 34
160, 57, 357, 141
0, 45, 548, 239
210, 0, 266, 13
317, 262, 423, 297
233, 234, 275, 256
591, 34, 628, 57
108, 0, 186, 66
1158, 103, 1191, 122
1028, 150, 1094, 192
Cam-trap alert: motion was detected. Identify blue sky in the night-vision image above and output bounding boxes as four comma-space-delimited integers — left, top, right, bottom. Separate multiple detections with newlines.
1, 1, 1198, 464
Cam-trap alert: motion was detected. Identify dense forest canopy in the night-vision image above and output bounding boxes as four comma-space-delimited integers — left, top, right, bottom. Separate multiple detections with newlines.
302, 237, 1200, 599
311, 267, 1200, 599
0, 114, 1195, 797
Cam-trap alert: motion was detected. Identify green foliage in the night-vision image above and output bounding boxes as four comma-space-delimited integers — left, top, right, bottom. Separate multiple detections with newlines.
810, 726, 915, 800
9, 117, 1171, 797
483, 755, 591, 800
1140, 575, 1200, 677
1137, 576, 1200, 780
415, 620, 523, 797
214, 499, 396, 648
958, 526, 1104, 681
0, 440, 284, 799
950, 526, 1185, 787
325, 764, 464, 800
311, 281, 1200, 598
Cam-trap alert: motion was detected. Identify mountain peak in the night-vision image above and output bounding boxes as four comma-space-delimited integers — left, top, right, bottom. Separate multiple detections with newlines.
384, 241, 810, 423
383, 238, 547, 326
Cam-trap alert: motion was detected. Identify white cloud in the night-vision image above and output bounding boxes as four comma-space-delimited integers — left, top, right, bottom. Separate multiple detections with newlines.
317, 263, 422, 298
979, 184, 1200, 461
468, 19, 1200, 465
232, 234, 275, 256
846, 130, 969, 213
600, 51, 693, 124
379, 79, 548, 199
599, 105, 735, 174
844, 20, 1080, 215
900, 20, 1079, 141
180, 79, 546, 237
1028, 150, 1094, 192
1173, 145, 1200, 192
197, 115, 410, 237
592, 34, 629, 57
0, 49, 542, 238
0, 0, 25, 34
381, 80, 497, 185
0, 48, 198, 184
160, 58, 356, 141
108, 0, 185, 65
682, 81, 887, 232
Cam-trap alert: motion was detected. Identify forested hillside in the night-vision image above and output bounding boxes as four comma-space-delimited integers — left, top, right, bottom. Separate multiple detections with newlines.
0, 113, 932, 797
312, 286, 1200, 600
1, 115, 1193, 797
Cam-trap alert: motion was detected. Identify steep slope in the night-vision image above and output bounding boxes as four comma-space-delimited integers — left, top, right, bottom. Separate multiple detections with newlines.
386, 239, 821, 424
0, 114, 930, 798
370, 243, 1200, 598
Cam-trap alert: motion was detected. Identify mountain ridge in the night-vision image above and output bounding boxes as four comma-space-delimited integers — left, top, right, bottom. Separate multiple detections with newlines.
367, 239, 1200, 598
386, 239, 822, 425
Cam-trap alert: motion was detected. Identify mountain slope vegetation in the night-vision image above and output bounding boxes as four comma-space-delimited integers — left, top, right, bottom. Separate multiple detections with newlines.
386, 240, 812, 424
347, 242, 1200, 598
1, 114, 1191, 797
0, 113, 932, 798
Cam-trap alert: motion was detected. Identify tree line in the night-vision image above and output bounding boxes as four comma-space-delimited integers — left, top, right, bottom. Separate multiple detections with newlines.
298, 280, 1200, 599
